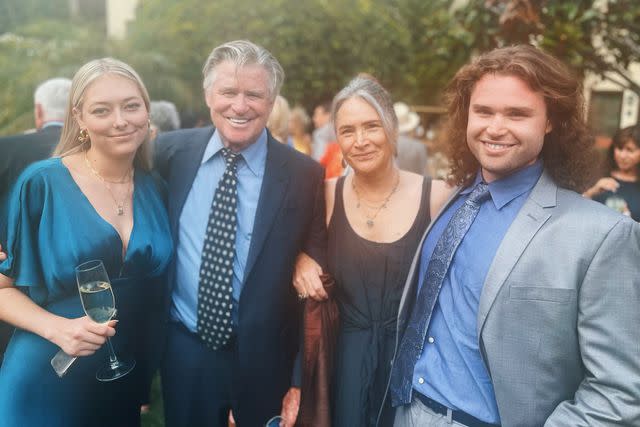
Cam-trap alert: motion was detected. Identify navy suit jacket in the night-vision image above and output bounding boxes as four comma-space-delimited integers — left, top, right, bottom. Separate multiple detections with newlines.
154, 126, 326, 425
0, 125, 62, 199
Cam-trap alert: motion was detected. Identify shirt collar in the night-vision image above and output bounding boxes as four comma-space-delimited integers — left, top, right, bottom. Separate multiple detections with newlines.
41, 121, 63, 129
201, 128, 268, 177
462, 160, 544, 210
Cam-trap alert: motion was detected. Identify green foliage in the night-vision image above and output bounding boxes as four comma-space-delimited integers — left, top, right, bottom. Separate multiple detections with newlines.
0, 20, 107, 134
1, 0, 638, 137
455, 0, 640, 94
124, 0, 467, 115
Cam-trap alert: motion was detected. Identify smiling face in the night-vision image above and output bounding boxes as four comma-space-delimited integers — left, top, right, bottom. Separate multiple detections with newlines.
335, 97, 394, 175
75, 73, 149, 159
613, 139, 640, 175
205, 61, 274, 151
466, 73, 552, 182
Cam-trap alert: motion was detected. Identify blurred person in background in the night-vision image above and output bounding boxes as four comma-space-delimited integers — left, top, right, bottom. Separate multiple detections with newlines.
293, 76, 451, 426
393, 102, 429, 175
0, 58, 172, 426
288, 106, 312, 155
0, 77, 72, 365
266, 94, 291, 144
312, 100, 335, 160
150, 100, 181, 140
583, 125, 640, 220
0, 77, 71, 198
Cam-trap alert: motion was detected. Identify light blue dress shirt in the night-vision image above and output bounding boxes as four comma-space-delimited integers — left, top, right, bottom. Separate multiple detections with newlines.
412, 161, 543, 424
170, 129, 267, 331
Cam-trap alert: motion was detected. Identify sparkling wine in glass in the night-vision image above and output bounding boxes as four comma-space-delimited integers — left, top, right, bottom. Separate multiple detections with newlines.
76, 259, 135, 381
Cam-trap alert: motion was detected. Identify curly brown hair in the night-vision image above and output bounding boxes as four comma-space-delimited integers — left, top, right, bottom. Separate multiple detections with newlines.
443, 44, 596, 192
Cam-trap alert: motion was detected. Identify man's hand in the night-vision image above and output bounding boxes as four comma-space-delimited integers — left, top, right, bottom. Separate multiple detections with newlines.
279, 387, 300, 427
0, 243, 6, 262
293, 252, 328, 301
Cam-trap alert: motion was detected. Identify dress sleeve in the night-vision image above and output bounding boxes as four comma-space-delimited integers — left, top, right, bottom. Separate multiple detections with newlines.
0, 167, 46, 289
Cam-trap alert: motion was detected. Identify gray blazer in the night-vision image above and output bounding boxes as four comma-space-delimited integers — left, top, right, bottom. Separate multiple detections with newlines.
392, 170, 640, 426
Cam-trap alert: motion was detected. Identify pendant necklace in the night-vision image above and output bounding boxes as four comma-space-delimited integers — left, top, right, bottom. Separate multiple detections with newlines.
351, 171, 400, 228
84, 151, 133, 216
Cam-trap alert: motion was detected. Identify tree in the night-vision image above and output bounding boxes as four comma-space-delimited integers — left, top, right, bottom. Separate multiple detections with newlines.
124, 0, 466, 115
455, 0, 640, 94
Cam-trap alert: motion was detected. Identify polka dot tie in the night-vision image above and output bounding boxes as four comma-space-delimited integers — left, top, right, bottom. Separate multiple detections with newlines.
197, 148, 241, 350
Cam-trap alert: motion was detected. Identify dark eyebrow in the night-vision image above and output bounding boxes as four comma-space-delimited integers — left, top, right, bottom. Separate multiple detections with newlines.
470, 104, 491, 111
505, 107, 535, 115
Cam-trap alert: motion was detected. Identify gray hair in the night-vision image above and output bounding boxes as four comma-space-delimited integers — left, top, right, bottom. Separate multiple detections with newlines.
202, 40, 284, 100
33, 77, 72, 121
53, 57, 153, 171
150, 100, 181, 132
331, 76, 399, 150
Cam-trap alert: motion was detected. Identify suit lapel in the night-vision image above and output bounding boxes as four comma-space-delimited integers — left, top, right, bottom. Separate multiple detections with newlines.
243, 136, 289, 281
476, 171, 556, 338
169, 128, 213, 237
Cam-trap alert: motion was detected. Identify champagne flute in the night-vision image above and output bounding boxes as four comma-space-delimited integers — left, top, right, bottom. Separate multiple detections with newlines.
76, 259, 135, 381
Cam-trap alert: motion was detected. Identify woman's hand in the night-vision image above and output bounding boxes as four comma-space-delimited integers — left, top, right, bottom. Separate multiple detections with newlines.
49, 316, 117, 357
293, 252, 328, 301
0, 243, 6, 261
583, 177, 619, 198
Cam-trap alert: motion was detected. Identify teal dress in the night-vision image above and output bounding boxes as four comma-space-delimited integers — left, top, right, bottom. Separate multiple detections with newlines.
0, 158, 172, 427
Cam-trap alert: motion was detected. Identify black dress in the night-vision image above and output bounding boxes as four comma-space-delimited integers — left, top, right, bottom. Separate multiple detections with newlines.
328, 176, 431, 427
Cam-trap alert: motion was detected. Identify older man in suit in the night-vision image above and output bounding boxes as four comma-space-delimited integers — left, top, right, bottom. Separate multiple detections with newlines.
155, 40, 325, 427
389, 45, 640, 426
0, 77, 71, 364
0, 77, 71, 198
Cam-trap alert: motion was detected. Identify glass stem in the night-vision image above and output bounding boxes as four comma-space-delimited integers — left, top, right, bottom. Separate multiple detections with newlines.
105, 337, 120, 369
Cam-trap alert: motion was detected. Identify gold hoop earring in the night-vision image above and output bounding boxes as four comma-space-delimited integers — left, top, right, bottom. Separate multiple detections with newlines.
78, 129, 90, 144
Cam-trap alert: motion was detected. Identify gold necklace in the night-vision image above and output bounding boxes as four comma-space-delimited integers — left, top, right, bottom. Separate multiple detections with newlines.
351, 171, 400, 228
84, 151, 133, 216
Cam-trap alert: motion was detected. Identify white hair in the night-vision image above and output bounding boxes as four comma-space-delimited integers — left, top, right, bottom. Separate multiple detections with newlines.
150, 100, 181, 132
202, 40, 284, 100
33, 77, 72, 121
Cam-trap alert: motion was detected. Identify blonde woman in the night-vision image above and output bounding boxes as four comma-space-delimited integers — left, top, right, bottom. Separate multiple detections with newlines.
267, 94, 291, 144
289, 106, 312, 155
0, 58, 172, 426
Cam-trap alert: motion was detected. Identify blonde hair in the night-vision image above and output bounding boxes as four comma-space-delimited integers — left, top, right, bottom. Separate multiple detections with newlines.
53, 57, 153, 171
267, 95, 290, 143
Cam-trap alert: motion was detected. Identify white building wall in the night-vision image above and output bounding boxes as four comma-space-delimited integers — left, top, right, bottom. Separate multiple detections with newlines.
106, 0, 140, 40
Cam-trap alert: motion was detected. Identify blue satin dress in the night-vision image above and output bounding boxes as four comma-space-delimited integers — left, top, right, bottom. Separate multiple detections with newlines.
0, 158, 172, 427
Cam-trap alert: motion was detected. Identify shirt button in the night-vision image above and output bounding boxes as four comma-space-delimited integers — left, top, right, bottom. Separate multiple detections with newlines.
418, 377, 425, 384
428, 336, 435, 344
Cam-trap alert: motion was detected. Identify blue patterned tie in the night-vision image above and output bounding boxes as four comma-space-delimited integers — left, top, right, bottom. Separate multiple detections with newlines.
390, 182, 490, 405
197, 148, 241, 350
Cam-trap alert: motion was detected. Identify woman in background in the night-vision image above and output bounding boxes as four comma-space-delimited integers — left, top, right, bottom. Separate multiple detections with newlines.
0, 58, 172, 426
289, 106, 312, 155
267, 94, 291, 144
584, 125, 640, 220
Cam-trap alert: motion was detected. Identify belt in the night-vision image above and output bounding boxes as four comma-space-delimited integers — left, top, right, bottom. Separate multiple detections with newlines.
414, 392, 500, 427
171, 321, 238, 351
